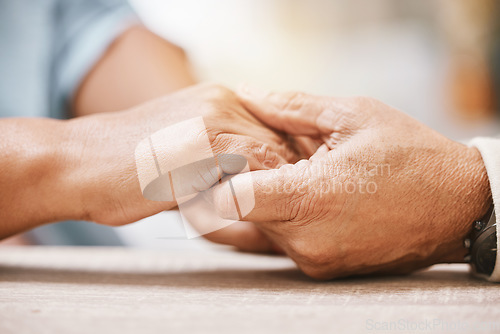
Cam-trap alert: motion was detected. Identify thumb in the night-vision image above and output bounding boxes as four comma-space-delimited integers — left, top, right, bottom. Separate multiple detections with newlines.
211, 161, 310, 224
237, 85, 339, 137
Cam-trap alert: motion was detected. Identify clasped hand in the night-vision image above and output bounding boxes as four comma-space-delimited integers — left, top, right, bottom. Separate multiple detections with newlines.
75, 83, 490, 280
210, 86, 491, 279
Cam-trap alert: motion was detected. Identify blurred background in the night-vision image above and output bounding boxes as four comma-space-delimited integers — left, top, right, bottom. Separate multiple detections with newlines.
129, 0, 500, 138
111, 0, 500, 249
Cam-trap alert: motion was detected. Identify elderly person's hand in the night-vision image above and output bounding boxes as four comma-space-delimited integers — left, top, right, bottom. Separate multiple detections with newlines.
0, 84, 298, 241
212, 89, 492, 279
73, 84, 298, 223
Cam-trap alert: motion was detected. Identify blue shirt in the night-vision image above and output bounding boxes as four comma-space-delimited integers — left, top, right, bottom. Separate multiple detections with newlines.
0, 0, 137, 245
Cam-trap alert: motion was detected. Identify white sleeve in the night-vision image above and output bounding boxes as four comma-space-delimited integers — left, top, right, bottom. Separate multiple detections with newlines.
469, 136, 500, 281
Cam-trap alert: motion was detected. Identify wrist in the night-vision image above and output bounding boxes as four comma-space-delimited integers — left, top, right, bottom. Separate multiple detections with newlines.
39, 119, 90, 223
60, 116, 110, 223
62, 113, 178, 226
440, 146, 492, 263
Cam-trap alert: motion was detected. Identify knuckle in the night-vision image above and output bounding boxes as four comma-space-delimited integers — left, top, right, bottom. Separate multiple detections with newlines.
255, 143, 280, 168
208, 132, 240, 159
331, 96, 376, 132
210, 133, 231, 153
281, 91, 306, 110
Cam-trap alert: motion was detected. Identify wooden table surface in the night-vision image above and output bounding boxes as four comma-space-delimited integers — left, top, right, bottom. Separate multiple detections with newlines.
1, 246, 500, 334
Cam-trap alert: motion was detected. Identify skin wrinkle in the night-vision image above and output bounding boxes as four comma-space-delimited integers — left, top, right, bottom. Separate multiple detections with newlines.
281, 92, 306, 112
268, 169, 297, 221
209, 107, 294, 165
227, 92, 493, 280
280, 96, 320, 136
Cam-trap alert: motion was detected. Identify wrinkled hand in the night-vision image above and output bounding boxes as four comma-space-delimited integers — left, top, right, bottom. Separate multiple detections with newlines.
213, 89, 492, 279
69, 84, 296, 248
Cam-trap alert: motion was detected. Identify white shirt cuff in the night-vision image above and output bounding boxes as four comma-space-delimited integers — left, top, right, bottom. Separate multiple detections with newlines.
469, 136, 500, 282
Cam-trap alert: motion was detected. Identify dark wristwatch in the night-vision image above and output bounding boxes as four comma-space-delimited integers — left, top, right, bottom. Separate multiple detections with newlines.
464, 205, 497, 279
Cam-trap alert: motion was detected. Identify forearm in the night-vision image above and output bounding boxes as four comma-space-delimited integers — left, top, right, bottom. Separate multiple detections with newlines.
73, 25, 196, 116
0, 115, 183, 239
0, 118, 82, 238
